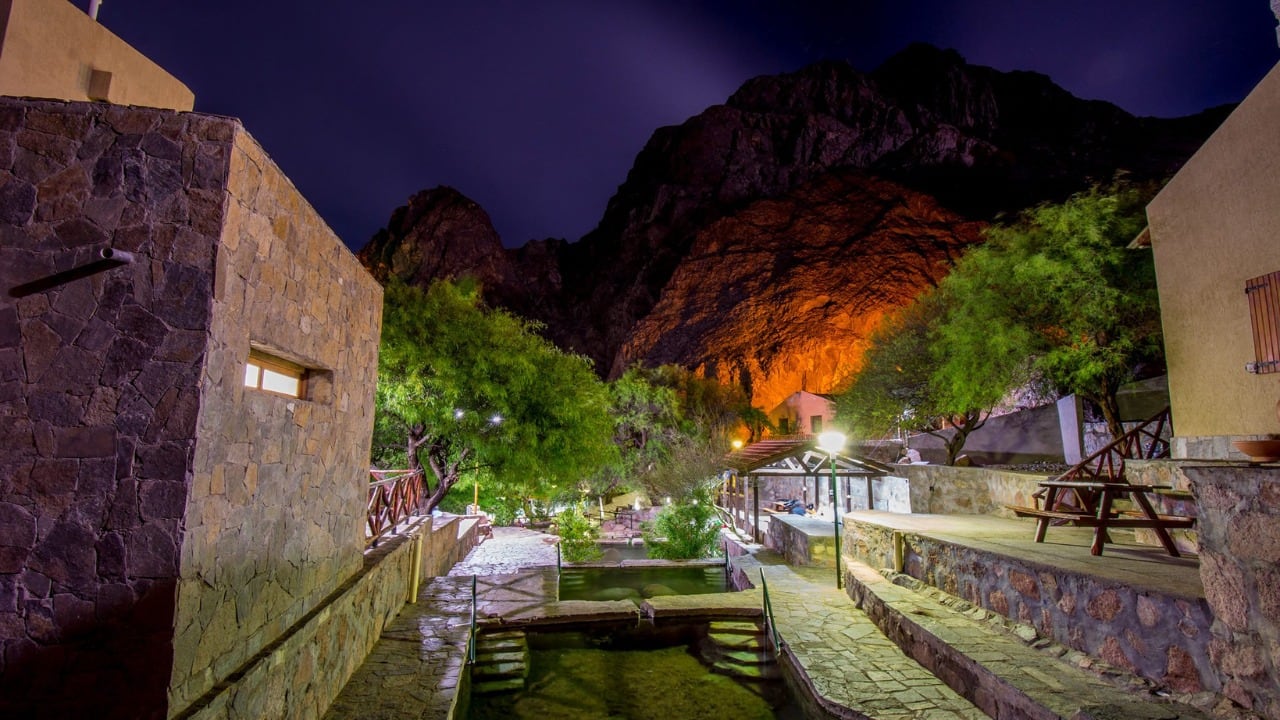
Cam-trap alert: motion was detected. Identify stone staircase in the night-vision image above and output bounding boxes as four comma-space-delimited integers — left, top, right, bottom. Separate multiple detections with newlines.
698, 619, 781, 682
469, 629, 529, 695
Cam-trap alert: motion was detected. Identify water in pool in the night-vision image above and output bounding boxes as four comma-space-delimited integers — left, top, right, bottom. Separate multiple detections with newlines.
559, 565, 728, 603
468, 621, 801, 720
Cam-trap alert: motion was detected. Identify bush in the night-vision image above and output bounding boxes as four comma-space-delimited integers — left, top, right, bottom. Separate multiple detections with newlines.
642, 489, 722, 559
555, 503, 602, 563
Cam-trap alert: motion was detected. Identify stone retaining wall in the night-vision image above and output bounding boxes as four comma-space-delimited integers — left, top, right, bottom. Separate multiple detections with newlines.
902, 465, 1048, 516
765, 516, 835, 567
1187, 465, 1280, 719
843, 520, 1217, 694
179, 515, 483, 720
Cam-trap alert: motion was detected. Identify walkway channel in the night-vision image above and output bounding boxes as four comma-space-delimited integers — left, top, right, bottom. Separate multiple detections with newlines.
325, 526, 1209, 719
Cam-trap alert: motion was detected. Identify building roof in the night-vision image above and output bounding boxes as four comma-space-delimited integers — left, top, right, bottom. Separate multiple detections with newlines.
725, 437, 893, 476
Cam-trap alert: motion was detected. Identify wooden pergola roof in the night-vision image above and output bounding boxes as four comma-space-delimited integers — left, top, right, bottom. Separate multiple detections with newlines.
725, 438, 893, 477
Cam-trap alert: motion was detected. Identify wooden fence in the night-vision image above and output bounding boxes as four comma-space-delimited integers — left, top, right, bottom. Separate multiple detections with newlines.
366, 469, 425, 547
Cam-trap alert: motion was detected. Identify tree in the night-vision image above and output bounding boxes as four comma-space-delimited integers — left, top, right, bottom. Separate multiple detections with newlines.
835, 289, 999, 465
933, 184, 1161, 440
372, 280, 618, 512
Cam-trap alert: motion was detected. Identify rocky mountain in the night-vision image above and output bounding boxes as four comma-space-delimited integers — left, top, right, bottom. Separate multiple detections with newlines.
360, 44, 1228, 410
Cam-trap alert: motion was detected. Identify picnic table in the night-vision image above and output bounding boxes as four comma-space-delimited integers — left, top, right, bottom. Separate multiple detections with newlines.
1008, 480, 1196, 557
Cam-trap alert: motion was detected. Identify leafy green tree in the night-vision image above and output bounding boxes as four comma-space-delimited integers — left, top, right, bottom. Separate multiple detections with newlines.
373, 280, 618, 512
933, 184, 1160, 440
590, 364, 765, 502
555, 503, 602, 563
836, 290, 998, 465
642, 485, 723, 559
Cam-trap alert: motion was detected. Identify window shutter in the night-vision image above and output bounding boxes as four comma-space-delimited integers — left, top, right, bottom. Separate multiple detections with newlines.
1245, 270, 1280, 374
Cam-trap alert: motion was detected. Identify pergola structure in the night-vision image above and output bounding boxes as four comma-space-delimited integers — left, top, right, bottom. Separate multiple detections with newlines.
720, 438, 893, 542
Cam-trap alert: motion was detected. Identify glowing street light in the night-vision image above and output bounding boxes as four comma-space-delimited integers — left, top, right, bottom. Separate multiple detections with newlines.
817, 430, 846, 589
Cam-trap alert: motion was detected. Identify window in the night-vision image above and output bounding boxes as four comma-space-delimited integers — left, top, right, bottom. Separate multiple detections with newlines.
244, 349, 307, 398
811, 415, 823, 433
1245, 270, 1280, 374
778, 418, 790, 434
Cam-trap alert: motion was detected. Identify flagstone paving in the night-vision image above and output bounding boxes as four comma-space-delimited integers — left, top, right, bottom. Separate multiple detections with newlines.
324, 526, 1208, 719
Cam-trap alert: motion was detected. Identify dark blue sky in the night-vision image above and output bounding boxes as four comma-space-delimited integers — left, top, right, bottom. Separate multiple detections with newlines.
94, 1, 1277, 250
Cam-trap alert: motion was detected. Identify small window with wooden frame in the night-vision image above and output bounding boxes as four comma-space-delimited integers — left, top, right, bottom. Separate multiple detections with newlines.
1245, 270, 1280, 374
244, 349, 308, 398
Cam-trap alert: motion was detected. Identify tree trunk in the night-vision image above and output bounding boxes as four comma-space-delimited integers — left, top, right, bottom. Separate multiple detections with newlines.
1089, 385, 1126, 443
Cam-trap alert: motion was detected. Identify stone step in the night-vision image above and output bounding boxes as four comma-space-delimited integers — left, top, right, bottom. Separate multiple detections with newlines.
472, 677, 526, 695
707, 620, 762, 636
474, 649, 526, 666
481, 630, 528, 642
476, 635, 527, 653
844, 562, 1213, 720
471, 660, 528, 681
713, 648, 773, 666
712, 661, 782, 681
705, 631, 764, 651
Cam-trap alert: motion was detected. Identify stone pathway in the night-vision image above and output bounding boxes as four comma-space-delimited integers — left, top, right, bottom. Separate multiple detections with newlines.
748, 557, 986, 720
324, 527, 1207, 720
446, 526, 559, 576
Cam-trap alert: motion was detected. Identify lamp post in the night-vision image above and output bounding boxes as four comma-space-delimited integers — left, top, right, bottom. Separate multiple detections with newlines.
817, 430, 846, 589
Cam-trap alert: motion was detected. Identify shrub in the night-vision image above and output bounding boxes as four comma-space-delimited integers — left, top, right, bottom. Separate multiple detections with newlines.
642, 489, 722, 559
556, 503, 602, 563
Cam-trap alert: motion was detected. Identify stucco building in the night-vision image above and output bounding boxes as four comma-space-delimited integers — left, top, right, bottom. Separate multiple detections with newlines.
1145, 60, 1280, 459
0, 0, 193, 111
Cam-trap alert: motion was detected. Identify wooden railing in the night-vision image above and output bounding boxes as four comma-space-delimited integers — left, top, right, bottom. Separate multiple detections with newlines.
1056, 406, 1172, 484
367, 469, 426, 547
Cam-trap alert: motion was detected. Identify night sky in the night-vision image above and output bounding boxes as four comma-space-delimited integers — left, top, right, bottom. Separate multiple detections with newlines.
94, 1, 1277, 251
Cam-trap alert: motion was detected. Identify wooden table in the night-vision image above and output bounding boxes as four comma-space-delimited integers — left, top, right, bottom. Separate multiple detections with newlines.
1009, 480, 1195, 557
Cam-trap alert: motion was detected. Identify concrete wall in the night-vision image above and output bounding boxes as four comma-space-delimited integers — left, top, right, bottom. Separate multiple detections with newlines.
0, 0, 193, 111
1188, 465, 1280, 719
168, 126, 382, 713
1146, 61, 1280, 456
908, 402, 1065, 465
0, 99, 229, 718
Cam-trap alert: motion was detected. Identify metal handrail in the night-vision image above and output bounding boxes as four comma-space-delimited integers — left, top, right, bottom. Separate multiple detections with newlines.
467, 574, 478, 664
759, 569, 780, 651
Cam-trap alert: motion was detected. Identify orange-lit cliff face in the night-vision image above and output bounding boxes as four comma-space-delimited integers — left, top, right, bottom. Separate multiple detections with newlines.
361, 45, 1225, 405
612, 172, 983, 410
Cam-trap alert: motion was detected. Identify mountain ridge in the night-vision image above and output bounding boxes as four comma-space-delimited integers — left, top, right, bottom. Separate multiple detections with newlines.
359, 43, 1229, 409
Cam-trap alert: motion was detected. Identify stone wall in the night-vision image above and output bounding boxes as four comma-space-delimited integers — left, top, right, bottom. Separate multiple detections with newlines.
0, 99, 231, 718
183, 515, 484, 720
0, 97, 383, 718
1187, 465, 1280, 718
843, 520, 1218, 694
903, 465, 1047, 516
168, 127, 382, 713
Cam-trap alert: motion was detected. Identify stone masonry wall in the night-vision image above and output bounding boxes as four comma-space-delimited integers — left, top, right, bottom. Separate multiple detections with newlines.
184, 515, 484, 720
903, 465, 1047, 517
1187, 465, 1280, 719
0, 98, 232, 718
844, 521, 1217, 694
168, 128, 382, 713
